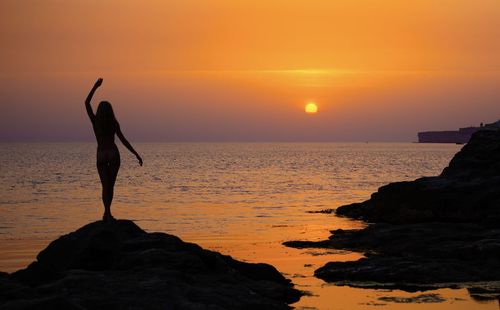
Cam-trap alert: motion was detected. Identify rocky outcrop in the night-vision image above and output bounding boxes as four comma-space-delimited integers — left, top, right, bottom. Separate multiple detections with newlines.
336, 130, 500, 224
285, 130, 500, 299
0, 220, 301, 309
285, 223, 500, 288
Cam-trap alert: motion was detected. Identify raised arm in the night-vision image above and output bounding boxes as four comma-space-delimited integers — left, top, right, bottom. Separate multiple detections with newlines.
116, 122, 143, 166
85, 78, 103, 123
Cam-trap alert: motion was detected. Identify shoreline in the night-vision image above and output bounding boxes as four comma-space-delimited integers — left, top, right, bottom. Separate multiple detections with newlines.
1, 219, 497, 309
284, 130, 500, 303
2, 141, 490, 308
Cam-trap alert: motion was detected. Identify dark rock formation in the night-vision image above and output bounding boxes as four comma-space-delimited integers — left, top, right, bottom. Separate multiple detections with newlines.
285, 130, 500, 299
337, 130, 500, 224
306, 209, 335, 214
285, 223, 500, 286
1, 220, 301, 309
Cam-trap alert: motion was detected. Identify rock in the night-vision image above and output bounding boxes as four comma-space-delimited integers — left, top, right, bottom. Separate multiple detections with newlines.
310, 223, 500, 282
377, 293, 446, 304
306, 209, 335, 214
286, 223, 500, 298
285, 130, 500, 299
1, 220, 301, 309
336, 130, 500, 224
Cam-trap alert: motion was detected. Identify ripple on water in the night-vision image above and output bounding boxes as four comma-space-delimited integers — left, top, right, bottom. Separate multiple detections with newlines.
3, 142, 489, 309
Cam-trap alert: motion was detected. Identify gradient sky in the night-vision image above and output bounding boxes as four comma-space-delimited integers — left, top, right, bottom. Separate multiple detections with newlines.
1, 0, 500, 142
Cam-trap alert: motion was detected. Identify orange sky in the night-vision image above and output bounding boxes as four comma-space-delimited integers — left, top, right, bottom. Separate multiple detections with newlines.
1, 0, 500, 141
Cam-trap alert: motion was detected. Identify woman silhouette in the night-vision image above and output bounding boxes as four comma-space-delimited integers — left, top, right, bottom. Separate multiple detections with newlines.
85, 78, 143, 222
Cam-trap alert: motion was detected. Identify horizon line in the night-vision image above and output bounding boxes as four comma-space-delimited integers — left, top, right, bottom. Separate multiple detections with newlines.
0, 139, 422, 144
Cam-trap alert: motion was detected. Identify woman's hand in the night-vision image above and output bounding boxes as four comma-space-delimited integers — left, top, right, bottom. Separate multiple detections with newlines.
136, 155, 143, 166
85, 78, 103, 122
94, 78, 103, 88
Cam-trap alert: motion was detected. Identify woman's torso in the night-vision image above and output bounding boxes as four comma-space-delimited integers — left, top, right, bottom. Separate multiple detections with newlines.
93, 121, 118, 152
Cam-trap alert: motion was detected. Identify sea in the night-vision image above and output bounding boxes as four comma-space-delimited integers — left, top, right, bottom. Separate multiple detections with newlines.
1, 142, 497, 309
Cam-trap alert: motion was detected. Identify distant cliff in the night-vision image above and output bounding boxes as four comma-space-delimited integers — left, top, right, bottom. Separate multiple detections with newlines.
418, 120, 500, 143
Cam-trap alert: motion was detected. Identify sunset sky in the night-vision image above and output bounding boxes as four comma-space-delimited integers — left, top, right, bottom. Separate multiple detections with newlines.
1, 0, 500, 141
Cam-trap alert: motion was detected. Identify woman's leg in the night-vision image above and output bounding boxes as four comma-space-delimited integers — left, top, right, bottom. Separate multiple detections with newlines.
97, 150, 120, 221
107, 153, 120, 217
97, 161, 113, 220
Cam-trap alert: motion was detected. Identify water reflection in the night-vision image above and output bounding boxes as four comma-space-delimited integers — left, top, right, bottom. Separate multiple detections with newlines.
3, 143, 497, 308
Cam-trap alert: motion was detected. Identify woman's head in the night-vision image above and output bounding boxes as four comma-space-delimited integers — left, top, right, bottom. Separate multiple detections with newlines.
95, 101, 117, 133
96, 101, 115, 121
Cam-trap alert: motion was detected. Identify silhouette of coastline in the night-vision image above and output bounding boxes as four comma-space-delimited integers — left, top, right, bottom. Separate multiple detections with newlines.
0, 220, 301, 309
418, 119, 500, 144
285, 130, 500, 301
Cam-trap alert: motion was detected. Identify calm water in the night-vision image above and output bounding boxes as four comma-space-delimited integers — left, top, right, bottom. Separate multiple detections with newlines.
1, 142, 497, 309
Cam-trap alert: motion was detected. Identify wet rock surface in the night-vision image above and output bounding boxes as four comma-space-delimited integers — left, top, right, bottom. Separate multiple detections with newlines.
377, 293, 446, 304
286, 223, 500, 286
285, 130, 500, 299
1, 220, 301, 310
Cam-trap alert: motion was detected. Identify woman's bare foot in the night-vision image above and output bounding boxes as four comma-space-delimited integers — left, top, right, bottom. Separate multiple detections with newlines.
102, 213, 116, 222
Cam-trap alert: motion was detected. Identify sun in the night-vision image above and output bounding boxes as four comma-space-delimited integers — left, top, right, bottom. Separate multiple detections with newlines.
305, 102, 318, 114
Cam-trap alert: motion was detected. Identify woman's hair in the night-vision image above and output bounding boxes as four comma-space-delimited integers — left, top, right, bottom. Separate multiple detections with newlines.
94, 101, 117, 134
